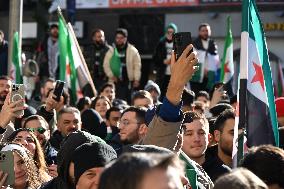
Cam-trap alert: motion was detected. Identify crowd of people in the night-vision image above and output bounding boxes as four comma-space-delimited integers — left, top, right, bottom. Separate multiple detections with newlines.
0, 21, 284, 189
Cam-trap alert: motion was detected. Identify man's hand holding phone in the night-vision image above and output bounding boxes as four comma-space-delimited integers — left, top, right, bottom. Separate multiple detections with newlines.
0, 93, 26, 128
45, 91, 64, 113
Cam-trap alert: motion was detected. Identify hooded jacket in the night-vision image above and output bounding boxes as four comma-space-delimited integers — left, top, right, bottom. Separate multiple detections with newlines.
39, 131, 105, 189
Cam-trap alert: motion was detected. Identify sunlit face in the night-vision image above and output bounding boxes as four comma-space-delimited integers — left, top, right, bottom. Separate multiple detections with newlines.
215, 118, 235, 157
25, 119, 50, 146
182, 119, 209, 159
92, 31, 105, 45
41, 81, 55, 101
115, 34, 127, 48
199, 26, 211, 40
57, 112, 82, 137
133, 98, 153, 109
0, 79, 12, 102
95, 99, 111, 119
14, 152, 28, 188
76, 167, 104, 189
13, 131, 36, 157
108, 111, 121, 127
100, 87, 115, 102
119, 111, 140, 144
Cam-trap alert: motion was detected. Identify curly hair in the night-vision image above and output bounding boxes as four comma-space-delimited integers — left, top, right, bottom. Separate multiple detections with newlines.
1, 143, 50, 189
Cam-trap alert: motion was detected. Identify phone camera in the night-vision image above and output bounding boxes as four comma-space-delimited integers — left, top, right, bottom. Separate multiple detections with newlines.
0, 153, 5, 161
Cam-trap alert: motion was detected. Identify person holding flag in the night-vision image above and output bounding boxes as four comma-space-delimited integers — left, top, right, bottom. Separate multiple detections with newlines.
103, 28, 141, 103
191, 23, 220, 94
232, 0, 279, 167
220, 16, 234, 97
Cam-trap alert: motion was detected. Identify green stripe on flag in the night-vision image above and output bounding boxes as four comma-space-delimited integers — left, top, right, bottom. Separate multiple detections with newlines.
12, 32, 22, 84
67, 31, 79, 103
220, 16, 233, 82
247, 0, 279, 146
59, 14, 68, 81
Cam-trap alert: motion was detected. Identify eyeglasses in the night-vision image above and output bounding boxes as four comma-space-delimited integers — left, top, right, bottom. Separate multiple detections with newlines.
118, 120, 141, 127
27, 127, 47, 134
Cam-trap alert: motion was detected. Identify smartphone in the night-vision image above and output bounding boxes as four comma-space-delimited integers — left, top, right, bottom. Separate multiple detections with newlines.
0, 151, 15, 186
173, 32, 193, 60
10, 84, 25, 117
53, 80, 65, 102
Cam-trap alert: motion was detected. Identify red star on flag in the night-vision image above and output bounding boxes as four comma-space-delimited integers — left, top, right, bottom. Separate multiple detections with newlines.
251, 62, 265, 91
224, 61, 231, 73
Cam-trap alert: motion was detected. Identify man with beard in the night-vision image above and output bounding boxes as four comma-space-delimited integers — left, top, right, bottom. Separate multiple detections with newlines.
182, 111, 231, 182
109, 106, 148, 154
0, 30, 8, 76
49, 107, 82, 151
37, 24, 59, 80
0, 76, 11, 110
23, 115, 58, 177
103, 28, 141, 102
153, 23, 178, 100
29, 78, 56, 109
85, 29, 110, 93
191, 23, 219, 93
0, 76, 18, 142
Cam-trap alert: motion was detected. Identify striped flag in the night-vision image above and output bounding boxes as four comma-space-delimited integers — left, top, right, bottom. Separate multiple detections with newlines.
11, 31, 23, 84
58, 9, 96, 103
220, 16, 234, 96
234, 0, 279, 166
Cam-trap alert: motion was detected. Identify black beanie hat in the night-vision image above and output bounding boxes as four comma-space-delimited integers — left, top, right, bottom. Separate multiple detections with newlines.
72, 142, 117, 184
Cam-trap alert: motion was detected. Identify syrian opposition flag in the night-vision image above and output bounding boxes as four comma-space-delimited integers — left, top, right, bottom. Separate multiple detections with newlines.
220, 16, 234, 96
58, 9, 96, 103
11, 31, 23, 84
191, 49, 220, 91
239, 0, 279, 149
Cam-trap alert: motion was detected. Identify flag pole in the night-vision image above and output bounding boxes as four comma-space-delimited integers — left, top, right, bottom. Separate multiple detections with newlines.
57, 7, 97, 97
67, 23, 97, 97
237, 0, 250, 166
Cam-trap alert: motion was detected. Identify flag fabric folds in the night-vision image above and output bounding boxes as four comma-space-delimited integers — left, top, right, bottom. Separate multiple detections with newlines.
58, 11, 95, 103
110, 48, 121, 77
233, 0, 279, 167
220, 16, 234, 96
11, 31, 23, 84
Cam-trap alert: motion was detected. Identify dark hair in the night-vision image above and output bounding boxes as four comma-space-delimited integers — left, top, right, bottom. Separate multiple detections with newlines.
50, 24, 58, 29
91, 96, 112, 110
230, 95, 237, 105
115, 28, 128, 38
0, 75, 11, 81
240, 145, 284, 188
23, 115, 49, 130
106, 106, 122, 121
132, 90, 153, 105
214, 109, 235, 132
121, 106, 147, 124
183, 111, 209, 132
196, 91, 209, 101
76, 97, 91, 111
99, 83, 115, 94
91, 28, 104, 37
198, 23, 210, 31
98, 153, 183, 189
182, 89, 195, 107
